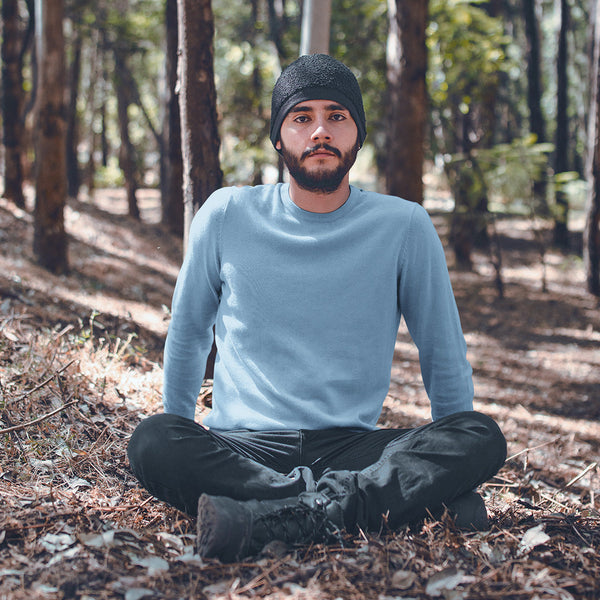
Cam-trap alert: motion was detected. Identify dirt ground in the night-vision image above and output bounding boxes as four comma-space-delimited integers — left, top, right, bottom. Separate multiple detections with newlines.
0, 189, 599, 599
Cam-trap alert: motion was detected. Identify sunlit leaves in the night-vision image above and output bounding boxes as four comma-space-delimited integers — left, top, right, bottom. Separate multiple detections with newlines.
427, 0, 513, 110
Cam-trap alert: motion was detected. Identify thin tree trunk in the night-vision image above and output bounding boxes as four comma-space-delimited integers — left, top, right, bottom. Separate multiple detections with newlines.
385, 0, 428, 204
524, 0, 547, 142
66, 32, 82, 199
523, 0, 549, 211
1, 0, 26, 207
22, 0, 37, 127
177, 0, 223, 253
33, 0, 68, 274
300, 0, 331, 55
585, 0, 600, 296
100, 60, 109, 167
554, 0, 570, 248
113, 49, 140, 220
266, 0, 291, 64
161, 0, 184, 235
84, 29, 100, 195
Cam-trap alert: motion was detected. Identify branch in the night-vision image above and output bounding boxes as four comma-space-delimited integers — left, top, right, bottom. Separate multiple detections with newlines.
506, 438, 558, 462
565, 462, 598, 488
13, 359, 77, 402
0, 397, 79, 435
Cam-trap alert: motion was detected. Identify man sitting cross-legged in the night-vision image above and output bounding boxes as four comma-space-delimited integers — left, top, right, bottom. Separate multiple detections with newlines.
127, 54, 507, 563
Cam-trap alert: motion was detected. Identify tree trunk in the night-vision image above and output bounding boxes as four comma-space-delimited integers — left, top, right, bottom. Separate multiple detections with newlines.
22, 0, 37, 134
33, 0, 68, 274
554, 0, 570, 248
385, 0, 428, 204
100, 63, 109, 167
84, 28, 100, 195
161, 0, 184, 236
524, 0, 547, 143
300, 0, 331, 55
113, 49, 140, 220
66, 32, 82, 199
585, 0, 600, 296
1, 0, 26, 208
267, 0, 292, 64
178, 0, 223, 378
177, 0, 223, 253
523, 0, 548, 212
449, 110, 489, 270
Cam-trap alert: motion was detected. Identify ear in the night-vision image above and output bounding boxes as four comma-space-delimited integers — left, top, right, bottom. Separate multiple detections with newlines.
275, 140, 281, 151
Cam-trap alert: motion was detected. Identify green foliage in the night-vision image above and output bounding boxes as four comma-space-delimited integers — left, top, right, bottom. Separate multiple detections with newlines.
445, 136, 587, 219
467, 136, 554, 212
428, 0, 514, 147
213, 0, 291, 184
95, 156, 125, 188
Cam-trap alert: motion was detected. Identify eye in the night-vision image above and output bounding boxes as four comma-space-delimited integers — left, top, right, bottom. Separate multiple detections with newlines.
293, 114, 311, 123
330, 113, 347, 121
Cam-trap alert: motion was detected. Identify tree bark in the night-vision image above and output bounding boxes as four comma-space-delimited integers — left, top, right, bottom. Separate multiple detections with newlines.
1, 0, 26, 208
83, 28, 100, 195
585, 0, 600, 296
66, 32, 82, 199
162, 0, 184, 236
178, 0, 222, 378
267, 0, 292, 64
300, 0, 331, 55
523, 0, 548, 212
113, 48, 140, 220
385, 0, 428, 204
33, 0, 68, 274
554, 0, 570, 248
177, 0, 223, 253
523, 0, 546, 143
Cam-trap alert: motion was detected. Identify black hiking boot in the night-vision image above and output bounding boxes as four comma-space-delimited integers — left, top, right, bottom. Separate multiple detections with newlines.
444, 491, 489, 531
196, 493, 342, 562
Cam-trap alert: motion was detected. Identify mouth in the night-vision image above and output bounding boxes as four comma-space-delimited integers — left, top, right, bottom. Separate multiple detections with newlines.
308, 151, 336, 158
302, 144, 342, 161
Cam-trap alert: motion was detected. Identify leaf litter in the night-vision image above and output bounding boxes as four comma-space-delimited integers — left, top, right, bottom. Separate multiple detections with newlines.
1, 192, 600, 598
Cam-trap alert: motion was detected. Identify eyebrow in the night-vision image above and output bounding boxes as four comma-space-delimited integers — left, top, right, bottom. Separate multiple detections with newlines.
288, 103, 349, 113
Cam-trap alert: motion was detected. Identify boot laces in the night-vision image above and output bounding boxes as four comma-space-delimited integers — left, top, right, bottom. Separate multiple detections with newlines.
256, 503, 342, 546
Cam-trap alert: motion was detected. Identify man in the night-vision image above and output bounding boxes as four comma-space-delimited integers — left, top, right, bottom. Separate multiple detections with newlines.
128, 54, 506, 563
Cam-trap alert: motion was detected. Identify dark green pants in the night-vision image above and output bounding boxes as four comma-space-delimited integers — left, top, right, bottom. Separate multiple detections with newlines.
127, 410, 506, 529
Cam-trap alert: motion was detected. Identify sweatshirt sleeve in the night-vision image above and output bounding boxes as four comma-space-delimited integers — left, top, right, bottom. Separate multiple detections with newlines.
397, 204, 474, 420
162, 189, 228, 419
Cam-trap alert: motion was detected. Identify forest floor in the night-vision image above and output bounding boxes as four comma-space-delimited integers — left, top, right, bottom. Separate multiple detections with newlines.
0, 187, 599, 599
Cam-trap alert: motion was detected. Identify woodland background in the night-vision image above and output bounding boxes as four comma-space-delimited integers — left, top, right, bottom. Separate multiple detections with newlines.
1, 0, 600, 598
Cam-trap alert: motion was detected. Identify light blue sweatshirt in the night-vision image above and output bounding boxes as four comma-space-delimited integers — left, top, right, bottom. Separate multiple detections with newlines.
163, 183, 473, 430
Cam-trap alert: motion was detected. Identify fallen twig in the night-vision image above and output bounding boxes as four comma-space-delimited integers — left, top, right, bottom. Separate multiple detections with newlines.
565, 462, 598, 488
0, 397, 79, 434
537, 492, 571, 512
506, 438, 558, 462
10, 358, 78, 403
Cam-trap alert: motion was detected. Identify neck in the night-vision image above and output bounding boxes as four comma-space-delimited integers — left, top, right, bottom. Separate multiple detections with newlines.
288, 176, 351, 213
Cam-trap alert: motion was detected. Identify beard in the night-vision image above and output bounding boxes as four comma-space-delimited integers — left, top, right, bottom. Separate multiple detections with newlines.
280, 139, 360, 194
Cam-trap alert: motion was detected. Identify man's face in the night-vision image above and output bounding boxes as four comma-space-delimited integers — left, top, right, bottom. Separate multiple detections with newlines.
276, 99, 360, 194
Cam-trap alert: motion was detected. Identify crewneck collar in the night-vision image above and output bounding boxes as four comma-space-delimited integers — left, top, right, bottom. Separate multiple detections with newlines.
280, 183, 358, 223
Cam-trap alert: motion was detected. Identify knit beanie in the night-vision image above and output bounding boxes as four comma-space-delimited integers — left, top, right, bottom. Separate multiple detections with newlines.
270, 54, 367, 149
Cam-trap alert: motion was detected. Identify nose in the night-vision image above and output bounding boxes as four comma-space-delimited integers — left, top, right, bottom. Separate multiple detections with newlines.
311, 119, 331, 143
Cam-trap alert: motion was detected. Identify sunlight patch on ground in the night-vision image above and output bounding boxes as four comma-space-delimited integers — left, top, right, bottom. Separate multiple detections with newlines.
525, 345, 599, 381
66, 207, 180, 280
85, 188, 164, 224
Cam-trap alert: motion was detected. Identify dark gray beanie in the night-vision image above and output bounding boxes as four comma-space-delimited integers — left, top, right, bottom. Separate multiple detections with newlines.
270, 54, 367, 149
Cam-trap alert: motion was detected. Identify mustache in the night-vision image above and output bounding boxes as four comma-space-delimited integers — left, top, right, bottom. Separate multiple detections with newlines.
301, 143, 342, 160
